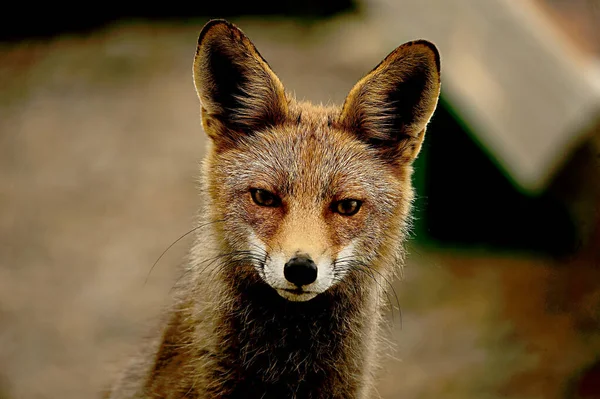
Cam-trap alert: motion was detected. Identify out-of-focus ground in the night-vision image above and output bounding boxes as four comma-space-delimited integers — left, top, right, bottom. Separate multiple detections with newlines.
0, 16, 599, 399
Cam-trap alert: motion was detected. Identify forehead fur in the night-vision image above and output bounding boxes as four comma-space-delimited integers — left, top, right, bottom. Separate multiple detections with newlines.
208, 100, 410, 207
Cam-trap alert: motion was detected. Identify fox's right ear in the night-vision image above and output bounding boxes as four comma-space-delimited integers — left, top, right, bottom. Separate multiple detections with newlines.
193, 20, 288, 146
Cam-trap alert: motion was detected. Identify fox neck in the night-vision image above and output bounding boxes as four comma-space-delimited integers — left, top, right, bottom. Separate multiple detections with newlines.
192, 248, 385, 398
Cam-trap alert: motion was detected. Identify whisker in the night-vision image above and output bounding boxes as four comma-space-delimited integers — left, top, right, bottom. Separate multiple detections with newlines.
345, 264, 395, 323
144, 219, 225, 286
335, 258, 402, 327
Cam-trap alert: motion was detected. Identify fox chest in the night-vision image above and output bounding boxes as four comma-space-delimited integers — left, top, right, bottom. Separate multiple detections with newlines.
203, 344, 363, 399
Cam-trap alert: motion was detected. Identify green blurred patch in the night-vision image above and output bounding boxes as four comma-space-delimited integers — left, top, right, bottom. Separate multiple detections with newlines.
412, 96, 578, 257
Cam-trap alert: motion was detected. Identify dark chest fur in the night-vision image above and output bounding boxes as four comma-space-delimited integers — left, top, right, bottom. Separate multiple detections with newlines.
150, 277, 371, 399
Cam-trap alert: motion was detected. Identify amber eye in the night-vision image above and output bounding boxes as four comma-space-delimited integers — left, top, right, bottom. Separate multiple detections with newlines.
333, 199, 362, 216
250, 188, 281, 207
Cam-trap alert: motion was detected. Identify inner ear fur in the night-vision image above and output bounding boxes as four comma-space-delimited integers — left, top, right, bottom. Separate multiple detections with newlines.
339, 40, 441, 164
193, 20, 288, 143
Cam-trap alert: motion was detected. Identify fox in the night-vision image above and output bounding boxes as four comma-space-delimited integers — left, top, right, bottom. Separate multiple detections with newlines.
107, 19, 441, 399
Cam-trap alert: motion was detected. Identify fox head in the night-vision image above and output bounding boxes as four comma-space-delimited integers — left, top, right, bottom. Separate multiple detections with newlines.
193, 20, 440, 302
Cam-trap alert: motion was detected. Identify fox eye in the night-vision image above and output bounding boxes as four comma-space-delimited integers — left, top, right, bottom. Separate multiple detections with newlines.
333, 199, 362, 216
250, 188, 281, 207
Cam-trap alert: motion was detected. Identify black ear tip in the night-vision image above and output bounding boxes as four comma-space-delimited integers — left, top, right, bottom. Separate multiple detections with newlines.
197, 19, 238, 47
408, 39, 441, 72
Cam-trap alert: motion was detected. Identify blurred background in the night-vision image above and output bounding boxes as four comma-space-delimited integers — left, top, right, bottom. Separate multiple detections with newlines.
1, 0, 599, 398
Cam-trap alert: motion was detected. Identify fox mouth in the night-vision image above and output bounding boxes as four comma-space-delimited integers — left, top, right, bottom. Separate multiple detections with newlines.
281, 287, 317, 295
275, 287, 319, 302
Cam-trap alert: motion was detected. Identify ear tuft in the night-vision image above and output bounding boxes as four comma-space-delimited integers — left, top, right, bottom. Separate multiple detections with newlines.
193, 19, 288, 143
339, 40, 441, 164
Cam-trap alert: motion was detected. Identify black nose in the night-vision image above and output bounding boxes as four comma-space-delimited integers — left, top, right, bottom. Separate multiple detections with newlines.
284, 255, 317, 287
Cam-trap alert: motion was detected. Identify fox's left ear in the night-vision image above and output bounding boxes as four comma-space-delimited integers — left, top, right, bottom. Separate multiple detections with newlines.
339, 40, 441, 164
